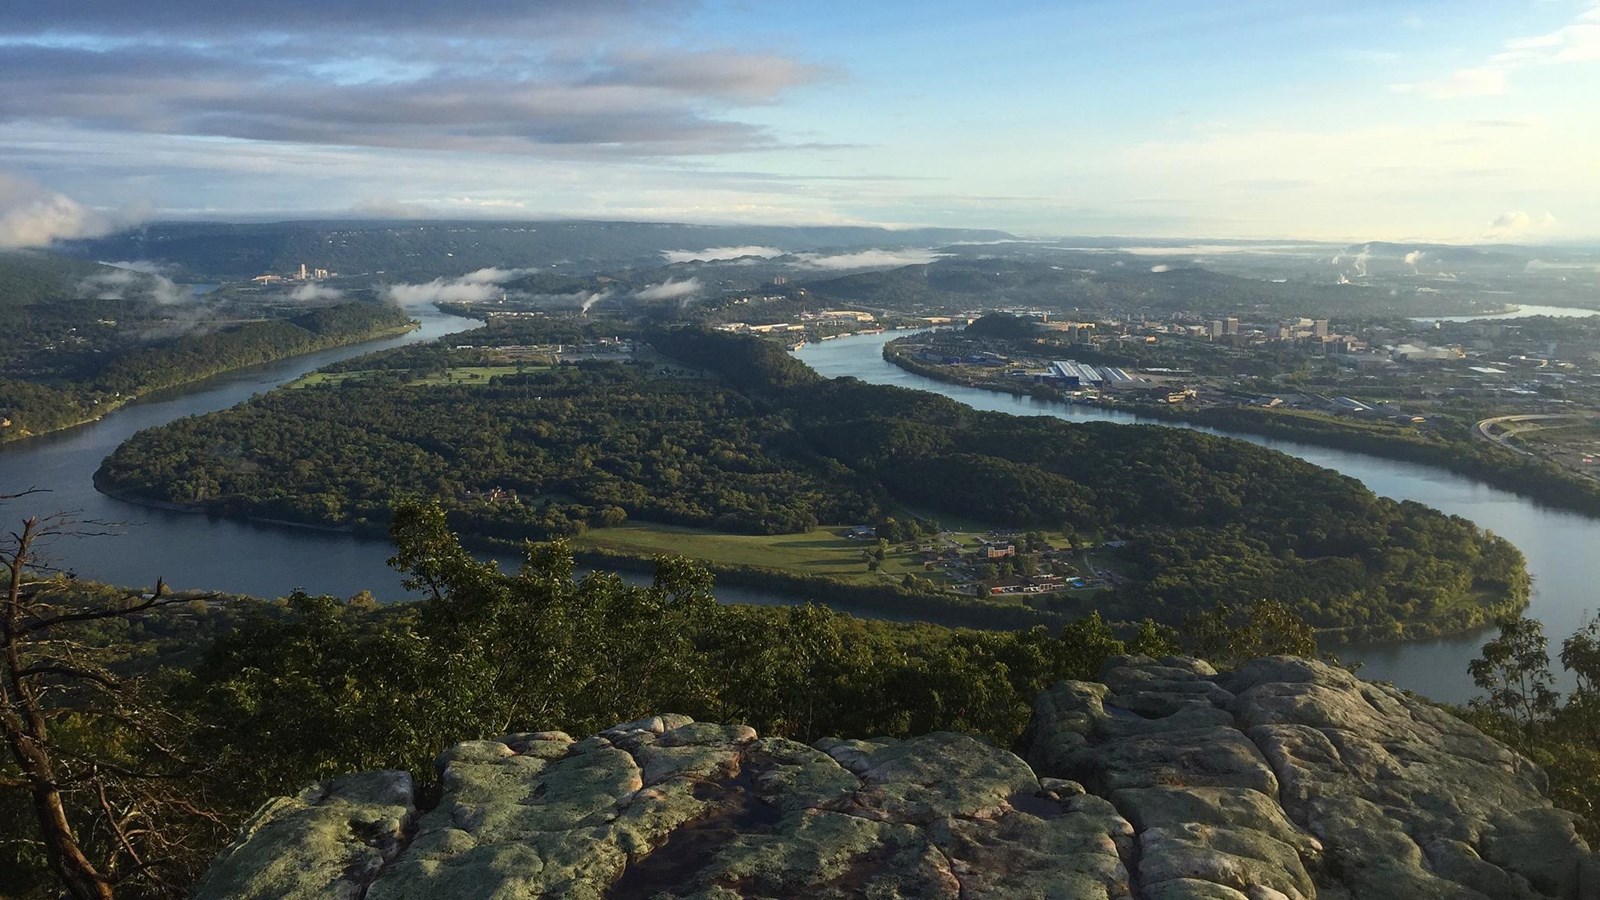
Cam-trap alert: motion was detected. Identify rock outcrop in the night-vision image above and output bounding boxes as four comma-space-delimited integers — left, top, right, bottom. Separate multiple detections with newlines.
194, 657, 1599, 899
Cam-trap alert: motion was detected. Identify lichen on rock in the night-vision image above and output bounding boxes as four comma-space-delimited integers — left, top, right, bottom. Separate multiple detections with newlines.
195, 656, 1598, 900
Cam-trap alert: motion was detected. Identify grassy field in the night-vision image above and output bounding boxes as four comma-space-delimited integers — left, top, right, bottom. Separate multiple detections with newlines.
409, 365, 543, 386
290, 365, 547, 389
572, 523, 908, 585
572, 521, 1115, 598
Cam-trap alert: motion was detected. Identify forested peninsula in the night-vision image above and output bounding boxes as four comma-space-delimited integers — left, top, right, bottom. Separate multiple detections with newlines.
96, 325, 1529, 641
1, 298, 415, 442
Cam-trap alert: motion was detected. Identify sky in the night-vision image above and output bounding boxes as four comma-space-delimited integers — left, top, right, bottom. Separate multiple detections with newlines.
1, 0, 1597, 245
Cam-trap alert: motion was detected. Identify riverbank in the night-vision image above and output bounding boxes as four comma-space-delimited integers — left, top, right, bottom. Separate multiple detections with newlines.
882, 338, 1600, 519
90, 476, 1068, 629
2, 317, 419, 446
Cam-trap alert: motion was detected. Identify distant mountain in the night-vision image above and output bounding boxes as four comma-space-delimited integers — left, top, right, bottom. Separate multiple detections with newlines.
805, 256, 1279, 311
800, 254, 1499, 316
1337, 241, 1530, 269
54, 221, 1014, 281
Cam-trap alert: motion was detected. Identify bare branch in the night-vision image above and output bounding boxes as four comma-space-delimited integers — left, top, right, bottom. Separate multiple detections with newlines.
19, 662, 121, 691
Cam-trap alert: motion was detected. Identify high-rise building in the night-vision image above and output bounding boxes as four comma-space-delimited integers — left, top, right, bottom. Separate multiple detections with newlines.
1313, 319, 1330, 338
1208, 320, 1224, 339
1225, 317, 1239, 335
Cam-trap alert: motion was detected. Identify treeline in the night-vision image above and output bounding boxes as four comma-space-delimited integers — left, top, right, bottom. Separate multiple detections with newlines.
1, 302, 414, 441
1460, 614, 1600, 846
93, 304, 416, 396
100, 359, 878, 536
1169, 404, 1600, 519
802, 256, 1491, 317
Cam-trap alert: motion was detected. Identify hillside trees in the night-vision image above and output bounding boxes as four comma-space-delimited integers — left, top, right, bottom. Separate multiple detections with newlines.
1, 498, 224, 899
1465, 614, 1600, 844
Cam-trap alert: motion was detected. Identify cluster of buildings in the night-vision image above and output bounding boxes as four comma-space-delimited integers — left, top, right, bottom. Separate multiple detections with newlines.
251, 263, 333, 285
1042, 360, 1139, 389
914, 533, 1115, 598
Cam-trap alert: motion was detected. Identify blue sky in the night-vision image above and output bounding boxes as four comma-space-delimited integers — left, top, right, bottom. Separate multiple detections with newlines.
0, 0, 1596, 245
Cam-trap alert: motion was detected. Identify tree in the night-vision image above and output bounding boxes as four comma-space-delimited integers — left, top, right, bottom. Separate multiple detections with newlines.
1469, 615, 1559, 730
1186, 599, 1321, 668
2, 497, 222, 899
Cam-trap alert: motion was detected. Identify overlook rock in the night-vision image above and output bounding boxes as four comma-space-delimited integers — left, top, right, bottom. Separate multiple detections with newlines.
194, 656, 1599, 899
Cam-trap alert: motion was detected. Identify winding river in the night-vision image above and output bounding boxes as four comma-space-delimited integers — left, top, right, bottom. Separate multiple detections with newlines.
3, 312, 1596, 703
796, 330, 1600, 703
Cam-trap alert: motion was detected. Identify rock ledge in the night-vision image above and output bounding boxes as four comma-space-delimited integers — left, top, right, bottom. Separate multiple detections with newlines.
195, 656, 1599, 899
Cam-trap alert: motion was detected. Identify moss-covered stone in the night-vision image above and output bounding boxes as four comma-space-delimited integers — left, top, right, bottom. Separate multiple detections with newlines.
196, 656, 1598, 900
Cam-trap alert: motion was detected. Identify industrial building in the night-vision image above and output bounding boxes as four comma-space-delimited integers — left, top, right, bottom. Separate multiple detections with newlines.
1046, 361, 1140, 389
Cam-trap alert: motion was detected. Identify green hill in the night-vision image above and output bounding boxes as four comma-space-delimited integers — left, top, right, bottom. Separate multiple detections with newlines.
0, 252, 115, 306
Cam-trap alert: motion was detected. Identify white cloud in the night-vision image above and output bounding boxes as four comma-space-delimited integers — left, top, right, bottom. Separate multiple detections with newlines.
1392, 3, 1600, 100
1486, 210, 1557, 238
445, 197, 528, 209
350, 198, 432, 219
103, 259, 168, 274
383, 278, 504, 306
660, 245, 784, 263
1391, 67, 1508, 100
633, 278, 701, 301
78, 266, 190, 305
461, 267, 536, 283
381, 266, 542, 305
289, 283, 345, 302
794, 248, 946, 270
0, 173, 143, 249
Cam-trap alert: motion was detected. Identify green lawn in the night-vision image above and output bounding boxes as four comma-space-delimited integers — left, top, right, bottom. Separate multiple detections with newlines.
574, 523, 894, 583
573, 521, 1116, 594
289, 365, 547, 389
288, 370, 372, 388
410, 365, 541, 385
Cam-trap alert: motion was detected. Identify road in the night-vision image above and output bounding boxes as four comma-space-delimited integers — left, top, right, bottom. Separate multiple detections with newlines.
1474, 414, 1586, 455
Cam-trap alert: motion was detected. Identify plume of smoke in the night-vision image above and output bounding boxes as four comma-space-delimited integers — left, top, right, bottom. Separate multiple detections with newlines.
1149, 264, 1171, 273
1403, 250, 1424, 273
661, 246, 784, 264
633, 278, 702, 301
0, 174, 147, 249
1352, 246, 1371, 278
289, 283, 345, 302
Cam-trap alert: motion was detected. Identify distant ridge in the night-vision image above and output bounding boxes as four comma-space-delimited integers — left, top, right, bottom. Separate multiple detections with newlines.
54, 221, 1016, 281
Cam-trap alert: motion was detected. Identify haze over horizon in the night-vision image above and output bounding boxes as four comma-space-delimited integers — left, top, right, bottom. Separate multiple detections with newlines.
2, 0, 1597, 248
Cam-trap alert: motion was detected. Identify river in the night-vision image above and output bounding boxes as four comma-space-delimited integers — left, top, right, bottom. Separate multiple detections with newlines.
3, 313, 1595, 703
0, 308, 825, 615
795, 330, 1600, 703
